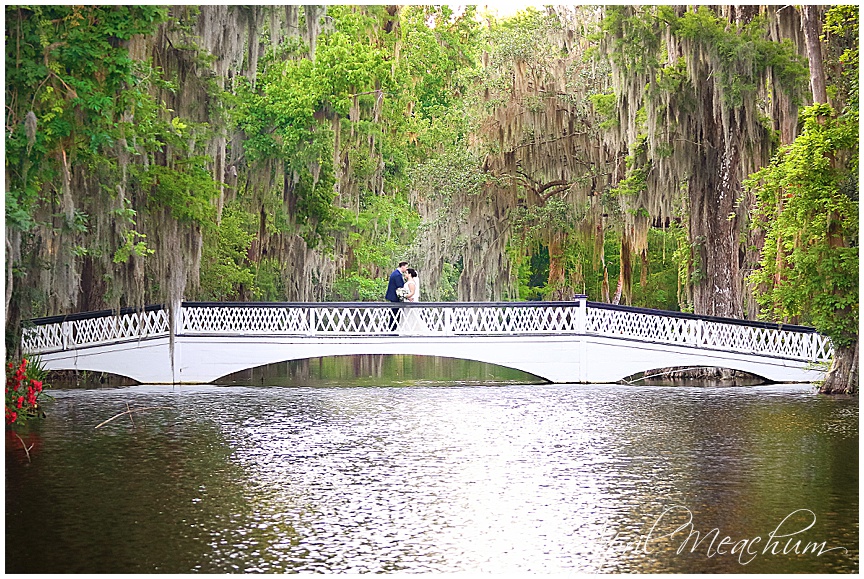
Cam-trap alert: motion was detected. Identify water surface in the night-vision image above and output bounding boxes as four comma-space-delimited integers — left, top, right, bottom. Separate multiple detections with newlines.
6, 382, 858, 573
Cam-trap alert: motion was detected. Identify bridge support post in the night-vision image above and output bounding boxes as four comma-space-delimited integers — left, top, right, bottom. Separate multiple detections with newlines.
575, 295, 588, 382
171, 301, 183, 384
61, 321, 72, 351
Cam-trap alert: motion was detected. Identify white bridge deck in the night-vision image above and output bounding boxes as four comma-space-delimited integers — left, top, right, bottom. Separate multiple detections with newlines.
21, 300, 833, 384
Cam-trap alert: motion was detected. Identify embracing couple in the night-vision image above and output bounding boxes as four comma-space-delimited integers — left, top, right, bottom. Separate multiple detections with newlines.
385, 261, 426, 333
385, 261, 420, 304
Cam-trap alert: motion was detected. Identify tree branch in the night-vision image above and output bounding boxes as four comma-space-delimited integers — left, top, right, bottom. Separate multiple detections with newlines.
13, 432, 33, 463
513, 132, 588, 151
95, 406, 171, 429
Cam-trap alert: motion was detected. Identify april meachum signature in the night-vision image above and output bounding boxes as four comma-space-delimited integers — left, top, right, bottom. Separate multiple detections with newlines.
603, 506, 849, 566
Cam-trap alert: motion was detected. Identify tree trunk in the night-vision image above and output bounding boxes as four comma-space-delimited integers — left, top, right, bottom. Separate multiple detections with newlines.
802, 6, 828, 104
639, 247, 649, 288
820, 339, 858, 395
547, 232, 567, 299
5, 230, 17, 326
689, 111, 743, 319
619, 234, 632, 305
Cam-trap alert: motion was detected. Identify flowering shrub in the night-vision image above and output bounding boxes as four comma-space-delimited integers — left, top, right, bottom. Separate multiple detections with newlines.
5, 357, 48, 427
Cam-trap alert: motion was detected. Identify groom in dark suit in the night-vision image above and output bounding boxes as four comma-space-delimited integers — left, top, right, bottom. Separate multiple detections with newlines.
385, 261, 409, 331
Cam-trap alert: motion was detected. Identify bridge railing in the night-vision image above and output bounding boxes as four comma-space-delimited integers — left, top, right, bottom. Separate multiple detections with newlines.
180, 301, 582, 336
21, 300, 833, 363
586, 302, 834, 363
21, 306, 169, 353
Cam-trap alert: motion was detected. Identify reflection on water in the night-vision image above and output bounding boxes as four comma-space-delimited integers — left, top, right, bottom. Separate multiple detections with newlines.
5, 382, 858, 573
217, 354, 545, 387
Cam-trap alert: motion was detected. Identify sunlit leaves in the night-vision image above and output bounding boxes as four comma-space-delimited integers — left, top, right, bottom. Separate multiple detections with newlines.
134, 159, 219, 225
232, 5, 481, 280
746, 104, 858, 346
113, 231, 154, 264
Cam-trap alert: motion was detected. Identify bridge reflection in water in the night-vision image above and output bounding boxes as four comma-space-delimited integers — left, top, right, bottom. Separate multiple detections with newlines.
22, 299, 833, 385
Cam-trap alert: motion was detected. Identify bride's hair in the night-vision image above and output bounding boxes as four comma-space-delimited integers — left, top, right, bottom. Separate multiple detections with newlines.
407, 268, 418, 278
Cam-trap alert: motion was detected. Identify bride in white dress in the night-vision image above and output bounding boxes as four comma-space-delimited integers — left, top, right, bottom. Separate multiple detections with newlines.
399, 268, 430, 334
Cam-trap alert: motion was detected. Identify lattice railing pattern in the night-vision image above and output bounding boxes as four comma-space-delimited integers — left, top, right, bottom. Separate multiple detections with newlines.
21, 309, 170, 353
180, 304, 580, 335
585, 307, 834, 363
182, 306, 313, 334
21, 322, 65, 353
21, 302, 832, 363
446, 305, 579, 333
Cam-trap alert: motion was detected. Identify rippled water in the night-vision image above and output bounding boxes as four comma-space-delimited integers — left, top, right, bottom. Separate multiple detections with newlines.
5, 382, 858, 573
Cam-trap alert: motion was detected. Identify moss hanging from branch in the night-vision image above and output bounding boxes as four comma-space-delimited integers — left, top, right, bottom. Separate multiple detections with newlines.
599, 5, 808, 317
461, 7, 618, 300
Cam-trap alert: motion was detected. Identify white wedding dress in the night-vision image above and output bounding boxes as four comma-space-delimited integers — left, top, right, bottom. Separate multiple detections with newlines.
398, 279, 431, 335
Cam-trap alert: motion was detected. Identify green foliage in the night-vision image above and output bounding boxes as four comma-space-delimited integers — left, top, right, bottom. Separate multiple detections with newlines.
653, 57, 688, 95
5, 4, 225, 323
632, 225, 687, 311
341, 192, 420, 276
329, 275, 388, 302
603, 5, 808, 108
233, 4, 481, 252
249, 258, 286, 302
599, 6, 665, 75
746, 104, 858, 346
409, 146, 485, 204
516, 245, 550, 301
222, 5, 482, 300
824, 5, 859, 113
234, 55, 337, 245
113, 231, 154, 264
612, 160, 650, 199
437, 261, 462, 302
198, 204, 257, 301
669, 222, 696, 311
672, 8, 807, 106
588, 92, 618, 129
13, 6, 167, 112
399, 6, 480, 120
134, 159, 219, 225
5, 6, 171, 231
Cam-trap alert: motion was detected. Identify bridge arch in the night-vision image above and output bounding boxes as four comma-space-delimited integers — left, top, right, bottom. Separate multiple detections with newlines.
621, 366, 771, 386
214, 354, 547, 386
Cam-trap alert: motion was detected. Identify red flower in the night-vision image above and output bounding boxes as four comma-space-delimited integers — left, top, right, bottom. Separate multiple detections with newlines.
6, 410, 17, 425
16, 396, 24, 409
31, 380, 42, 392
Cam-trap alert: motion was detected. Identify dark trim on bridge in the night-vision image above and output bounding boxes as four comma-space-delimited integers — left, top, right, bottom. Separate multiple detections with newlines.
179, 300, 585, 309
25, 300, 818, 334
586, 301, 818, 333
25, 304, 165, 326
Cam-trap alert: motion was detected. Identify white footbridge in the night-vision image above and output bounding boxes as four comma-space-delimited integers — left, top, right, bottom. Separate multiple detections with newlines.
21, 299, 833, 384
